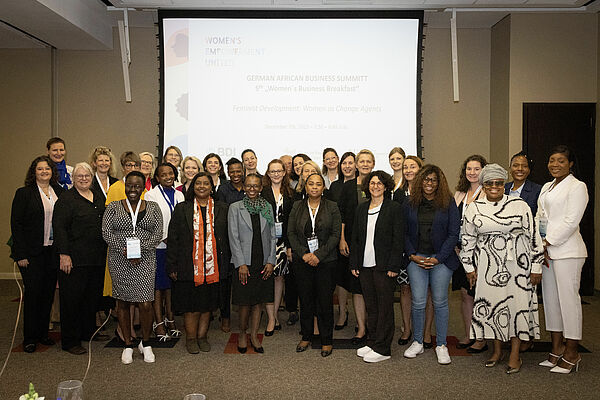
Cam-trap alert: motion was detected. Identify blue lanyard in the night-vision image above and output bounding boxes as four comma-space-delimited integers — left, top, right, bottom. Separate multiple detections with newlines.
158, 185, 176, 213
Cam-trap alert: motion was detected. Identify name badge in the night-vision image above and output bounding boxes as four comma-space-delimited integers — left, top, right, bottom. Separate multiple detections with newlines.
126, 237, 141, 259
307, 235, 319, 253
275, 222, 283, 238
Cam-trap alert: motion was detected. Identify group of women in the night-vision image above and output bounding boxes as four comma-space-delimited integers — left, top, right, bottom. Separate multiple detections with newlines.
10, 139, 588, 373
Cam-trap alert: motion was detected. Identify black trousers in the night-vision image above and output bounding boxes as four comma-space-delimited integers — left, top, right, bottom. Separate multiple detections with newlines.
284, 264, 299, 313
359, 267, 396, 356
219, 277, 232, 319
58, 265, 104, 350
295, 260, 336, 345
18, 246, 58, 345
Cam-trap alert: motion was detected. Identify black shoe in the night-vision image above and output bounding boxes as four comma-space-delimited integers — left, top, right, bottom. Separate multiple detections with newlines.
274, 324, 282, 331
264, 330, 274, 337
287, 312, 299, 326
237, 346, 247, 354
65, 345, 87, 355
351, 335, 366, 346
423, 340, 433, 349
24, 343, 36, 353
467, 343, 489, 354
251, 343, 264, 354
321, 346, 333, 357
397, 331, 412, 345
456, 339, 475, 349
334, 312, 348, 330
296, 341, 310, 352
39, 337, 55, 346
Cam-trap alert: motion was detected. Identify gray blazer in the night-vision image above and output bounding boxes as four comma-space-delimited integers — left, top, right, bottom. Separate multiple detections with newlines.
227, 200, 277, 268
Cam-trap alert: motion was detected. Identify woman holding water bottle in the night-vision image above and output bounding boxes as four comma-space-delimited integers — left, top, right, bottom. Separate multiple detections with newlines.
537, 145, 588, 374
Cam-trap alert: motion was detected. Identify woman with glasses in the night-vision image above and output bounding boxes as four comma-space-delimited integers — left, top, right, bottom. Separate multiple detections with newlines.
350, 171, 403, 363
53, 162, 107, 355
460, 164, 543, 373
262, 160, 294, 335
402, 165, 460, 365
163, 146, 183, 186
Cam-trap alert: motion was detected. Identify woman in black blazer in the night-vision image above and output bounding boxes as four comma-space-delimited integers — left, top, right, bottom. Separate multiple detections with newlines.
167, 172, 229, 354
53, 162, 107, 355
337, 149, 375, 344
10, 155, 64, 353
261, 159, 295, 335
350, 171, 404, 363
288, 173, 341, 357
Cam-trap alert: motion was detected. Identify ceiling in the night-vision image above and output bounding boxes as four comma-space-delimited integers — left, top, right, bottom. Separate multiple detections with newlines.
0, 0, 597, 49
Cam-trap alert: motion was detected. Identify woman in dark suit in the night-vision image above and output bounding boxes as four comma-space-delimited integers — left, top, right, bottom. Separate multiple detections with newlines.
53, 162, 107, 355
337, 149, 375, 344
262, 159, 294, 335
228, 174, 276, 353
402, 165, 460, 365
167, 172, 229, 354
10, 155, 64, 353
350, 171, 404, 363
504, 151, 542, 216
288, 173, 341, 357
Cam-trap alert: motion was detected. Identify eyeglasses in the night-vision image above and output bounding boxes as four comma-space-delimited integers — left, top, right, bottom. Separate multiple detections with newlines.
483, 180, 505, 187
369, 181, 384, 187
268, 169, 284, 175
245, 184, 261, 190
423, 177, 438, 184
74, 174, 91, 180
124, 162, 140, 168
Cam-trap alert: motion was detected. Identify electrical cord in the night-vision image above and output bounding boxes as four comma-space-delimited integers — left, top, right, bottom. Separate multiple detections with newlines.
0, 262, 24, 378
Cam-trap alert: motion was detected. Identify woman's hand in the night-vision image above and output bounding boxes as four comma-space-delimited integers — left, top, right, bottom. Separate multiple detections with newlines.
60, 254, 73, 274
411, 255, 432, 270
466, 270, 477, 288
262, 263, 274, 280
423, 257, 439, 267
169, 272, 177, 281
238, 265, 250, 285
387, 271, 398, 278
543, 248, 551, 266
17, 259, 29, 268
339, 238, 349, 257
302, 253, 319, 267
286, 248, 292, 262
351, 269, 360, 278
530, 273, 542, 286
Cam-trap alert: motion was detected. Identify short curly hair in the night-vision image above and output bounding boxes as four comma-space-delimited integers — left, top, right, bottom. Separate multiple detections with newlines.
361, 170, 395, 199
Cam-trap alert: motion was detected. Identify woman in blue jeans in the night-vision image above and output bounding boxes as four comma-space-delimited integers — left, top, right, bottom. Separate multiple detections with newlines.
402, 164, 460, 365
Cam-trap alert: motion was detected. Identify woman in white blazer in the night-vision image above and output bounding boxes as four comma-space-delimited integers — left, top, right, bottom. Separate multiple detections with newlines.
144, 163, 185, 341
536, 145, 588, 374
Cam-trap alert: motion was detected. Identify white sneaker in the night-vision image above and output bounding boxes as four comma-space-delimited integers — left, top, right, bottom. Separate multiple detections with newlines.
357, 346, 372, 358
403, 341, 424, 358
138, 340, 155, 363
363, 350, 391, 363
435, 345, 452, 365
121, 347, 133, 364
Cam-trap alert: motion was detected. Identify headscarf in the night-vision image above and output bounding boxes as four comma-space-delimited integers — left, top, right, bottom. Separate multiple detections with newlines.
243, 195, 273, 225
479, 163, 508, 185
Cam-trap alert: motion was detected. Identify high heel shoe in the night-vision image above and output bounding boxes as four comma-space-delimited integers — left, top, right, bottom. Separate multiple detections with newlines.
485, 352, 505, 368
456, 339, 475, 349
321, 345, 333, 357
251, 341, 264, 354
165, 318, 182, 338
334, 312, 348, 330
550, 357, 581, 374
152, 321, 170, 342
296, 340, 311, 352
505, 358, 522, 374
467, 343, 489, 354
539, 352, 563, 367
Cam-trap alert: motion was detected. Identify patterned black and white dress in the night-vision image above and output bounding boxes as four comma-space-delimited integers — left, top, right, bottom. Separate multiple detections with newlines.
459, 195, 544, 341
102, 200, 163, 302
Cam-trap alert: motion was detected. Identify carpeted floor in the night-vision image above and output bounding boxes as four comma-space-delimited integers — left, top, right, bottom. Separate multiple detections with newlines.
0, 279, 598, 400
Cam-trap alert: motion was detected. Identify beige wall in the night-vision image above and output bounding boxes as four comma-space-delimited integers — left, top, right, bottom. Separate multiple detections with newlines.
490, 16, 511, 166
508, 13, 598, 159
421, 28, 491, 188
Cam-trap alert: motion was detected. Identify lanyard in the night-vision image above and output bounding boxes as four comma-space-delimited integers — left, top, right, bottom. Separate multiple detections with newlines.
95, 173, 108, 198
308, 202, 319, 236
158, 185, 176, 213
274, 190, 283, 223
126, 198, 142, 235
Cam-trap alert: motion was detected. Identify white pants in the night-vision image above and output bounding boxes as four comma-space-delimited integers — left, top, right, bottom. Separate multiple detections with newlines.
541, 258, 585, 340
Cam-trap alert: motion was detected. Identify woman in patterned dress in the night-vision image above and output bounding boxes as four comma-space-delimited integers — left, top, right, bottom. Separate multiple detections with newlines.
102, 171, 163, 364
460, 164, 543, 373
262, 159, 294, 336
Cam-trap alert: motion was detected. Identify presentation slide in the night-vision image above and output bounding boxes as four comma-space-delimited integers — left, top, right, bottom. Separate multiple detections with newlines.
162, 15, 420, 172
